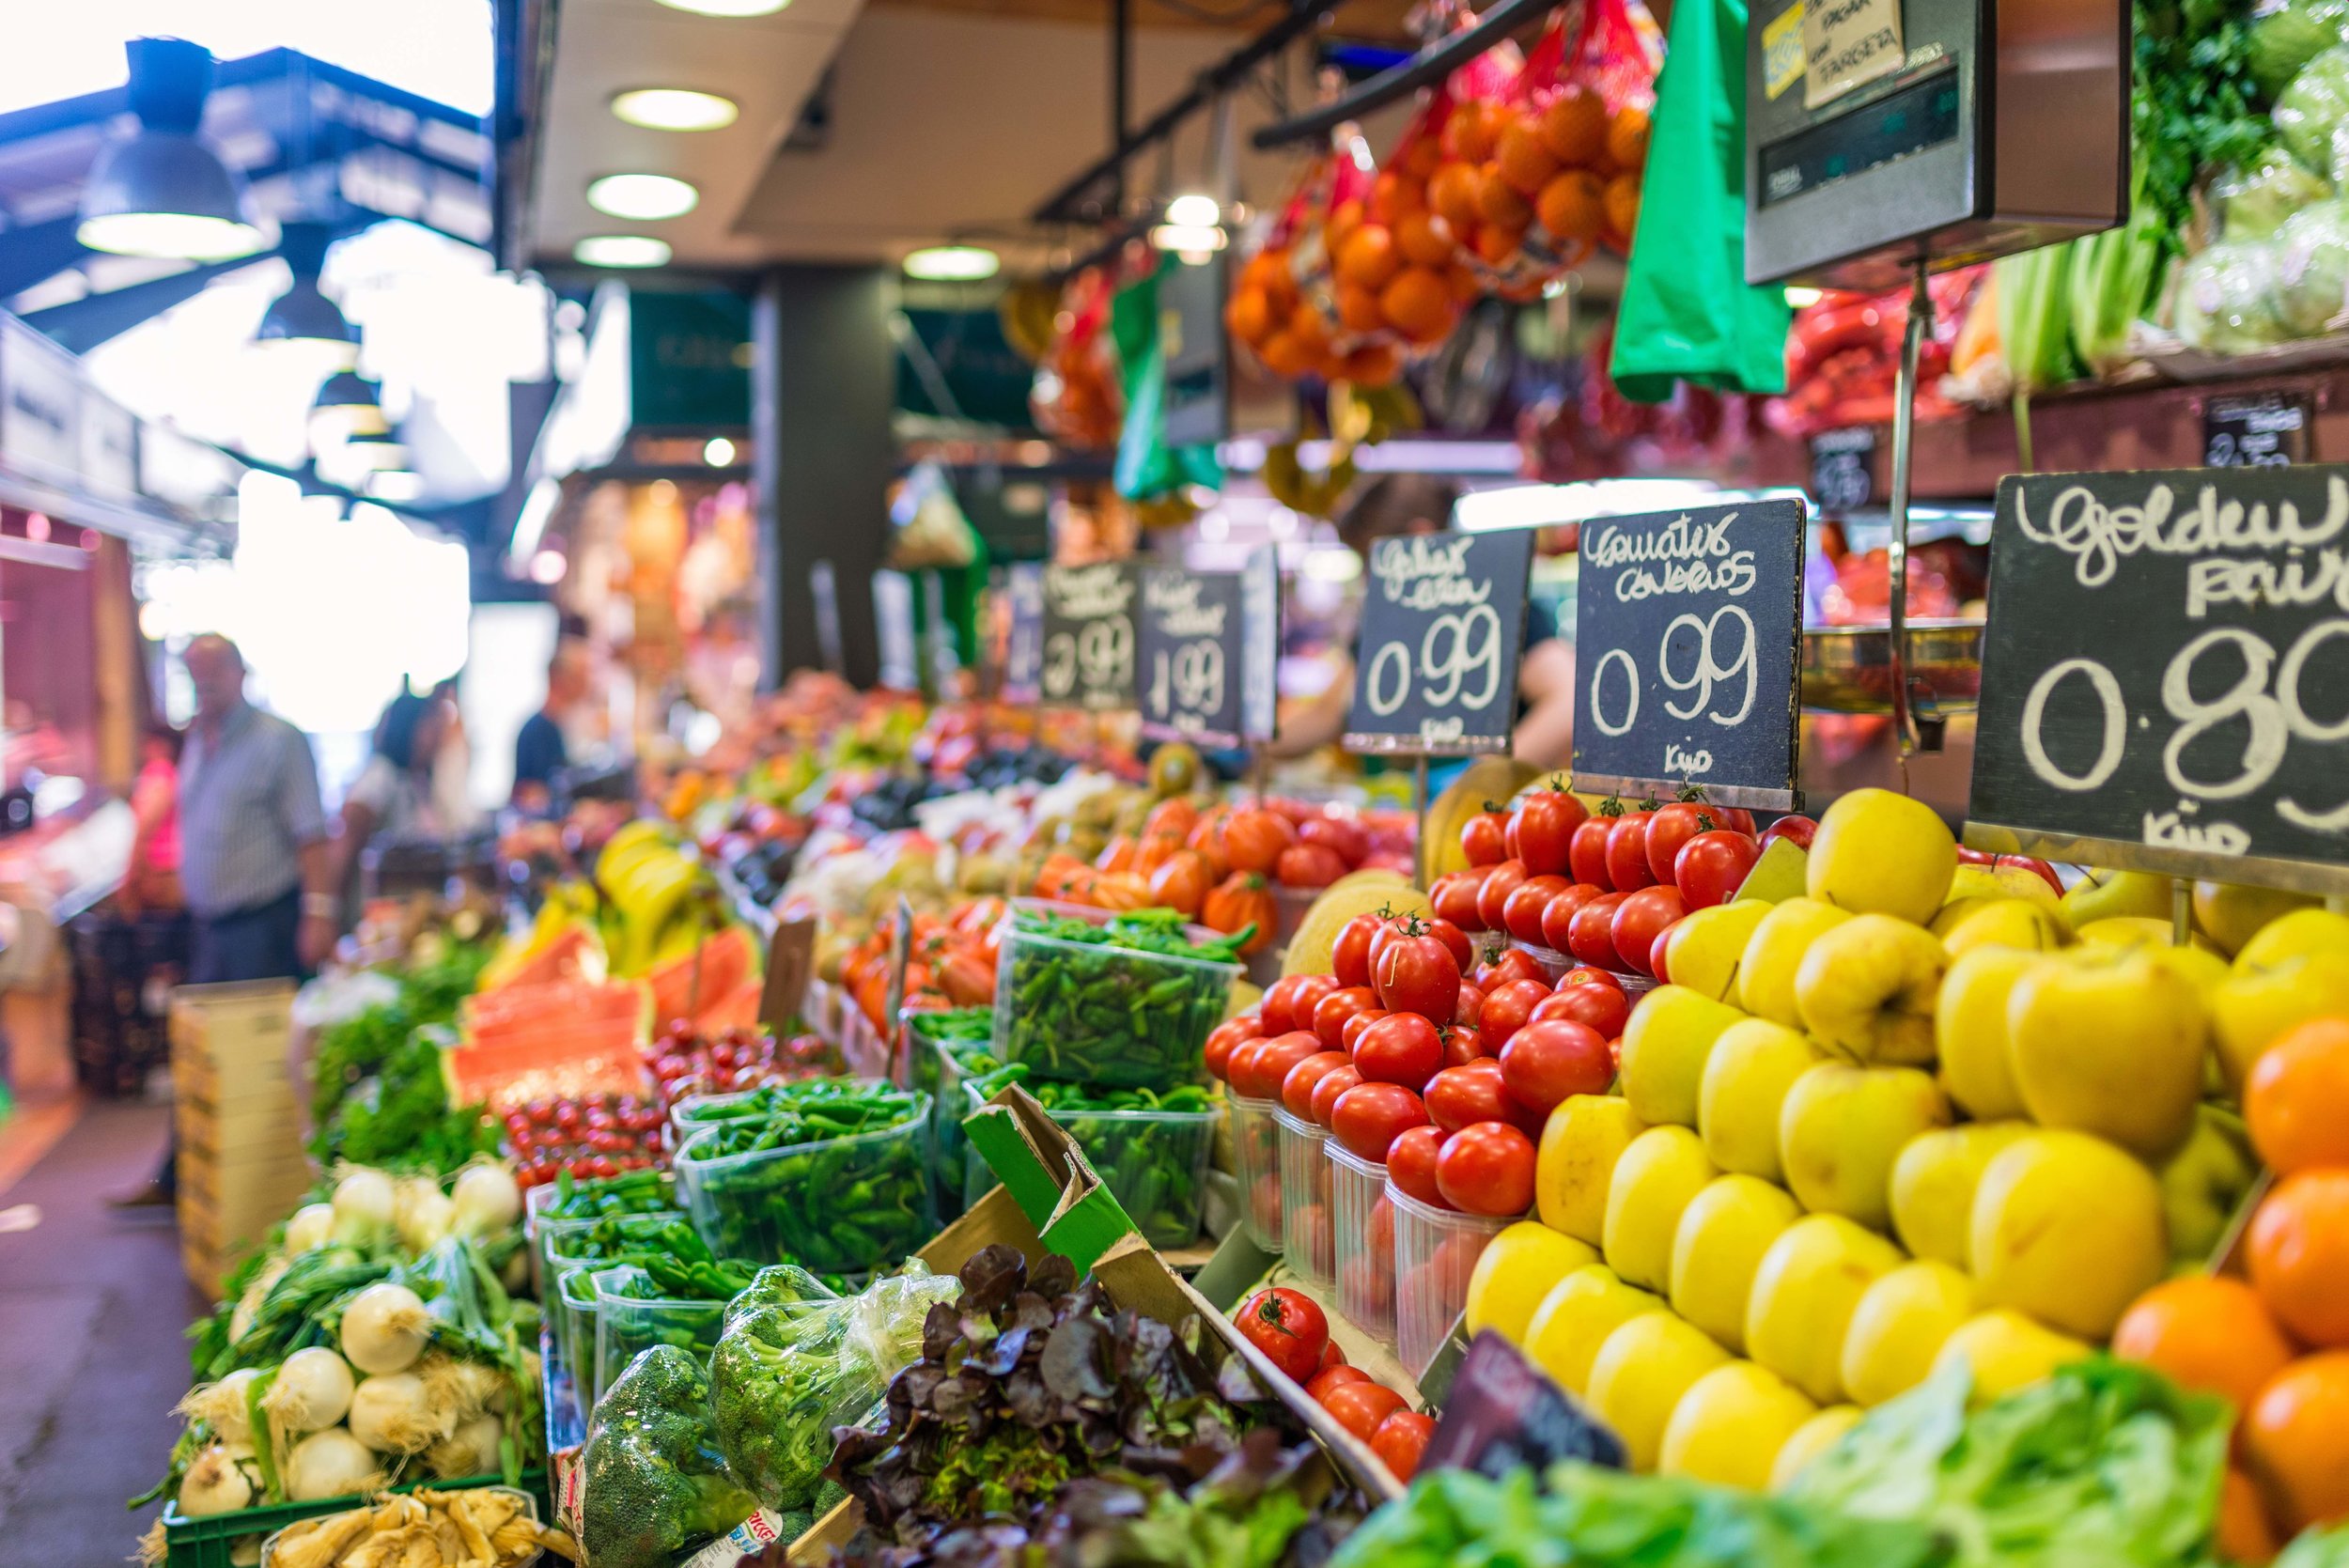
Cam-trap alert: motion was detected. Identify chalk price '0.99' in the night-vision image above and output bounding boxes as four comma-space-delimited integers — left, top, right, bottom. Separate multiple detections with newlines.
1361, 604, 1504, 718
1584, 603, 1759, 738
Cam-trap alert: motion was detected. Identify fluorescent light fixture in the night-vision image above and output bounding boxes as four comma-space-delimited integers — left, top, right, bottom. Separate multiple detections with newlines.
1785, 286, 1825, 307
611, 88, 739, 132
656, 0, 789, 12
1165, 194, 1221, 227
704, 436, 737, 466
1150, 223, 1227, 261
573, 234, 673, 268
586, 173, 699, 221
1218, 438, 1522, 476
902, 244, 999, 281
78, 39, 264, 262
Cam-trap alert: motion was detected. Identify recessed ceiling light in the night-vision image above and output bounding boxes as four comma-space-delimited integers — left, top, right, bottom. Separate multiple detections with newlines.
656, 0, 790, 13
903, 244, 999, 281
611, 88, 739, 132
1165, 194, 1221, 227
704, 437, 738, 466
574, 235, 674, 268
586, 173, 698, 221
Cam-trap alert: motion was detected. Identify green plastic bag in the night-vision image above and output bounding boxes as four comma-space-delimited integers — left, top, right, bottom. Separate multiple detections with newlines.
1110, 259, 1221, 502
1611, 0, 1791, 400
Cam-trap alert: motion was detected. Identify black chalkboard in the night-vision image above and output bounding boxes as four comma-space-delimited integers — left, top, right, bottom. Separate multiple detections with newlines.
1571, 497, 1808, 810
1137, 566, 1246, 744
1344, 530, 1536, 756
1811, 427, 1875, 511
2204, 392, 2310, 470
1001, 563, 1045, 705
1039, 562, 1139, 711
1420, 1332, 1626, 1482
1969, 464, 2349, 894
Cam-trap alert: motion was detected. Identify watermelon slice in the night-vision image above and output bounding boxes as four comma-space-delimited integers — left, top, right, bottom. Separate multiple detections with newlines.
646, 924, 760, 1029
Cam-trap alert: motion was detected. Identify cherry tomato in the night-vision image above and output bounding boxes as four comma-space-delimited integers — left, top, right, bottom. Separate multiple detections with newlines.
1373, 925, 1463, 1021
1341, 1006, 1390, 1053
1568, 816, 1616, 889
1532, 981, 1629, 1039
1643, 801, 1720, 886
1540, 883, 1603, 953
1353, 1011, 1444, 1087
1675, 830, 1762, 909
1454, 981, 1485, 1026
1479, 977, 1553, 1050
1281, 1050, 1355, 1120
1480, 947, 1547, 990
1203, 1015, 1267, 1082
1237, 1031, 1324, 1100
1759, 814, 1817, 850
1515, 785, 1588, 877
1460, 807, 1510, 867
1565, 892, 1630, 970
1373, 1410, 1437, 1481
1331, 910, 1387, 989
1500, 1018, 1616, 1114
1502, 874, 1571, 946
1386, 1124, 1448, 1205
1437, 1121, 1538, 1216
1430, 871, 1485, 929
1321, 1381, 1409, 1443
1314, 986, 1381, 1052
1309, 1062, 1364, 1126
1306, 1365, 1372, 1404
1610, 885, 1687, 977
1300, 815, 1368, 866
1424, 1061, 1519, 1132
1264, 973, 1339, 1034
1421, 915, 1475, 970
1237, 1286, 1329, 1382
1604, 811, 1658, 893
1439, 1021, 1486, 1065
1329, 1081, 1431, 1161
1474, 860, 1529, 931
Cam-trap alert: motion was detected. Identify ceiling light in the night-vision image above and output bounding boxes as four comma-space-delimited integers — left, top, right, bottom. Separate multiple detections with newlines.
586, 173, 698, 221
1165, 194, 1221, 228
611, 88, 739, 132
530, 549, 568, 584
655, 0, 790, 13
574, 234, 673, 268
903, 244, 999, 282
78, 39, 264, 261
312, 371, 387, 437
1150, 223, 1227, 263
704, 436, 737, 466
366, 471, 425, 503
257, 223, 356, 367
345, 432, 409, 471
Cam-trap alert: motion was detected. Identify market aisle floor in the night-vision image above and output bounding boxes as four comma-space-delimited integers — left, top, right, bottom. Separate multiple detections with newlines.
0, 1098, 209, 1567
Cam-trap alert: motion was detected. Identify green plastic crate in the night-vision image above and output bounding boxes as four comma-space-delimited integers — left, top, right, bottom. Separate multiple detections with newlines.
160, 1469, 552, 1568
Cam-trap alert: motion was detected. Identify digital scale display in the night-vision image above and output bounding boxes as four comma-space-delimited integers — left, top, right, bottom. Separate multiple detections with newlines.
1759, 69, 1962, 207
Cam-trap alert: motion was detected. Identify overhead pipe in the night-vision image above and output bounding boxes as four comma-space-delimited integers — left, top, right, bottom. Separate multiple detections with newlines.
1248, 0, 1551, 148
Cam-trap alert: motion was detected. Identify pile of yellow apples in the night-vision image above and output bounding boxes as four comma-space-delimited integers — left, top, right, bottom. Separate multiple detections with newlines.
1455, 786, 2349, 1492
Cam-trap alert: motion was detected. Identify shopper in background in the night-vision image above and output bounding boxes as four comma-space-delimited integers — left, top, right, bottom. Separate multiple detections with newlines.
512, 641, 588, 813
334, 684, 468, 920
117, 722, 184, 917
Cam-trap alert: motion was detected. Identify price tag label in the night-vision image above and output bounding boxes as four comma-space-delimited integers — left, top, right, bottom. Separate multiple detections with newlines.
1344, 531, 1535, 756
1969, 465, 2349, 894
1001, 564, 1045, 705
1039, 562, 1139, 711
1571, 497, 1808, 810
1137, 567, 1245, 744
2204, 392, 2311, 470
1420, 1332, 1626, 1481
1811, 427, 1875, 511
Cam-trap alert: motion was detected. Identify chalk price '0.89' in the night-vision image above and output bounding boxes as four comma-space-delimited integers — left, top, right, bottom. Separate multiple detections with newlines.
1585, 603, 1759, 737
1362, 604, 1504, 718
1043, 613, 1132, 703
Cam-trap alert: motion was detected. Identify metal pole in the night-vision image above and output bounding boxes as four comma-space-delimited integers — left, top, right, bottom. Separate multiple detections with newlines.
1110, 0, 1131, 212
1887, 256, 1932, 772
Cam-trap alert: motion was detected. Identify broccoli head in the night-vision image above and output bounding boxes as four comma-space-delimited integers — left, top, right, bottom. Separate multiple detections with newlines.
581, 1344, 759, 1568
710, 1300, 861, 1513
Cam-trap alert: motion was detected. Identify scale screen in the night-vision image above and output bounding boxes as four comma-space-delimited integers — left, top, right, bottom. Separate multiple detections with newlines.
1759, 68, 1962, 208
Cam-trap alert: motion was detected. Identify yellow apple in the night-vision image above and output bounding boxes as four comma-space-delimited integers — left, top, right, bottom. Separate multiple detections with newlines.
2148, 941, 2232, 995
1933, 947, 2043, 1119
1970, 1129, 2169, 1340
1735, 837, 1810, 905
1738, 897, 1855, 1027
1745, 1214, 1906, 1405
1699, 1017, 1823, 1181
1944, 862, 2065, 915
1795, 914, 1947, 1066
1586, 1312, 1732, 1470
1658, 1361, 1818, 1489
1663, 902, 1773, 1003
1780, 1062, 1952, 1229
1806, 788, 1957, 926
1670, 1174, 1803, 1353
2236, 907, 2349, 969
2005, 945, 2206, 1161
1619, 986, 1748, 1128
2158, 1103, 2258, 1265
1932, 1310, 2093, 1405
1535, 1094, 1648, 1246
1937, 898, 2070, 957
2193, 879, 2317, 957
2077, 915, 2214, 951
2061, 867, 2175, 929
1604, 1126, 1719, 1292
2209, 950, 2349, 1094
1840, 1260, 1974, 1407
1522, 1265, 1665, 1395
1768, 1404, 1863, 1490
1466, 1220, 1599, 1345
1889, 1122, 2031, 1268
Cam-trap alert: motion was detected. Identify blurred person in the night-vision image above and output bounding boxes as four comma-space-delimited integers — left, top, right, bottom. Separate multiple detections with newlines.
117, 722, 184, 916
334, 684, 471, 918
512, 641, 589, 812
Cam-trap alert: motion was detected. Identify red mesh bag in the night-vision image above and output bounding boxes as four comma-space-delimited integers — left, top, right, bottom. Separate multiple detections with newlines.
1034, 266, 1123, 446
1228, 136, 1408, 385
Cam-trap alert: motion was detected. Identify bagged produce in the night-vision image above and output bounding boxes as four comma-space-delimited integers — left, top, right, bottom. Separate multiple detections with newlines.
2176, 238, 2293, 349
2276, 44, 2349, 180
2215, 146, 2333, 238
579, 1345, 758, 1568
2274, 199, 2349, 331
2253, 0, 2349, 100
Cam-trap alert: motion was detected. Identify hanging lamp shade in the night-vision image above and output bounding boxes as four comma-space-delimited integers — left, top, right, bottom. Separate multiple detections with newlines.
344, 429, 409, 471
77, 39, 264, 262
312, 371, 387, 437
257, 223, 357, 367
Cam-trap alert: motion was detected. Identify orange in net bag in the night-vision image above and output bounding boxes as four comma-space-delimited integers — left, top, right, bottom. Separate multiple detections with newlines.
1228, 138, 1406, 385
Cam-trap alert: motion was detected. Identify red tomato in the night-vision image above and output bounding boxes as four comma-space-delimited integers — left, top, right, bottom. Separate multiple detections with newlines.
1281, 1050, 1355, 1120
1353, 1011, 1443, 1087
1341, 1007, 1390, 1053
1479, 977, 1553, 1050
1454, 982, 1485, 1026
1321, 1381, 1408, 1443
1515, 786, 1588, 877
1276, 842, 1348, 889
1568, 817, 1615, 889
1474, 860, 1530, 931
1502, 874, 1572, 945
1440, 1021, 1486, 1065
1237, 1031, 1324, 1100
1386, 1124, 1448, 1205
1437, 1122, 1538, 1216
1610, 886, 1687, 977
1675, 830, 1762, 909
1430, 871, 1484, 928
1306, 1365, 1372, 1403
1237, 1286, 1329, 1382
1642, 802, 1719, 886
1540, 883, 1603, 953
1299, 815, 1368, 866
1480, 947, 1547, 990
1204, 1014, 1267, 1081
1650, 925, 1675, 982
1331, 910, 1386, 989
1561, 965, 1622, 989
1604, 812, 1658, 893
1224, 808, 1299, 875
1314, 986, 1381, 1052
1319, 1339, 1348, 1370
1424, 1062, 1518, 1132
1373, 1410, 1437, 1481
1309, 1063, 1365, 1126
1373, 926, 1462, 1021
1226, 1039, 1268, 1098
1329, 1081, 1431, 1160
1422, 916, 1474, 970
1460, 808, 1510, 867
1565, 892, 1630, 970
1713, 805, 1757, 835
1263, 974, 1338, 1034
1500, 1019, 1616, 1114
1759, 814, 1817, 850
1532, 981, 1628, 1039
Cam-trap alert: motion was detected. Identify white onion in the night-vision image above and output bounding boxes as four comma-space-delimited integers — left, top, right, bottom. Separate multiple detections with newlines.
284, 1202, 335, 1253
449, 1163, 522, 1237
393, 1177, 454, 1253
348, 1372, 449, 1454
340, 1282, 431, 1374
264, 1347, 356, 1433
283, 1427, 383, 1501
176, 1445, 255, 1517
331, 1168, 397, 1244
426, 1413, 503, 1480
177, 1368, 263, 1445
227, 1256, 289, 1344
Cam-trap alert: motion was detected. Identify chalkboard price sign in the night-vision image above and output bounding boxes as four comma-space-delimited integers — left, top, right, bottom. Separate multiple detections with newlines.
2203, 392, 2310, 470
1000, 564, 1045, 705
1811, 427, 1875, 511
1969, 465, 2349, 894
1571, 497, 1808, 810
1344, 530, 1536, 756
1137, 566, 1245, 744
1039, 562, 1139, 711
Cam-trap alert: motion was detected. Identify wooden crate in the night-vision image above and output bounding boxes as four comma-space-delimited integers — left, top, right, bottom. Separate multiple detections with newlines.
169, 981, 310, 1296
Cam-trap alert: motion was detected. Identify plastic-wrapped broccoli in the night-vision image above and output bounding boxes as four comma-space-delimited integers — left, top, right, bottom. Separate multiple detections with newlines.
2276, 201, 2349, 333
2278, 45, 2349, 182
2216, 147, 2333, 240
723, 1264, 835, 1333
581, 1344, 759, 1568
2177, 240, 2293, 351
2254, 0, 2349, 100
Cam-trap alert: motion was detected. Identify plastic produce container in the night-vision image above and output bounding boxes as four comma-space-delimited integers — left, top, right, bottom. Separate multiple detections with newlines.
590, 1265, 728, 1408
1510, 939, 1574, 984
993, 899, 1241, 1089
1231, 1094, 1283, 1251
1328, 1143, 1396, 1344
527, 1176, 678, 1296
959, 1083, 1216, 1248
1275, 1108, 1335, 1290
552, 1264, 599, 1394
674, 1094, 934, 1273
1390, 1180, 1512, 1375
164, 1473, 551, 1568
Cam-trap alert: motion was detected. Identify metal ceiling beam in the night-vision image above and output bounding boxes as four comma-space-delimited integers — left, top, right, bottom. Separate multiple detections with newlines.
1249, 0, 1547, 147
20, 256, 264, 352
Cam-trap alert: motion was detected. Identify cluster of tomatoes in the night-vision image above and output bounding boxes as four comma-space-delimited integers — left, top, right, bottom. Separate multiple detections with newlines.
501, 1094, 668, 1189
1236, 1287, 1435, 1482
845, 897, 1006, 1030
1430, 786, 1788, 976
642, 1021, 844, 1114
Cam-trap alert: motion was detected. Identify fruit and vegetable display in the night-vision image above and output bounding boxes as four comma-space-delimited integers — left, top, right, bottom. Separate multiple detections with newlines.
957, 1077, 1220, 1247
995, 905, 1251, 1088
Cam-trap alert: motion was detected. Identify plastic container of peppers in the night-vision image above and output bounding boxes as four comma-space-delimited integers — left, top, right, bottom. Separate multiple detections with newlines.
1390, 1178, 1512, 1376
1230, 1094, 1284, 1251
1275, 1107, 1335, 1291
904, 1007, 1012, 1212
529, 1172, 677, 1296
552, 1263, 601, 1411
590, 1264, 732, 1407
1329, 1142, 1397, 1345
993, 900, 1244, 1090
673, 1082, 935, 1274
958, 1079, 1217, 1248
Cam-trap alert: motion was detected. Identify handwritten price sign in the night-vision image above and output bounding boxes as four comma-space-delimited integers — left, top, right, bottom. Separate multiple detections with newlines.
1039, 563, 1138, 712
1970, 466, 2349, 893
1000, 564, 1045, 705
1345, 531, 1535, 756
1137, 567, 1243, 743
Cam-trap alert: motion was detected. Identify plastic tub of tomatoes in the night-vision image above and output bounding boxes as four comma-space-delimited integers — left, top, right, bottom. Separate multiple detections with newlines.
993, 901, 1248, 1090
1231, 1094, 1284, 1250
1276, 1107, 1336, 1289
1390, 1180, 1512, 1374
1329, 1142, 1396, 1343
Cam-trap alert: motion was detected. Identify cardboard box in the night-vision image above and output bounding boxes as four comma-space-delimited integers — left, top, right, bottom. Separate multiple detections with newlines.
169, 981, 311, 1294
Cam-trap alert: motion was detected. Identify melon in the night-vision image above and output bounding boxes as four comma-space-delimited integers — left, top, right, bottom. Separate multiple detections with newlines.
693, 976, 766, 1035
479, 924, 604, 993
647, 924, 761, 1027
1283, 880, 1432, 977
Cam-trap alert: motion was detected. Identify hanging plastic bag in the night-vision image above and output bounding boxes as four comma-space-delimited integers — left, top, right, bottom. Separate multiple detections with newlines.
886, 459, 980, 570
1112, 256, 1223, 502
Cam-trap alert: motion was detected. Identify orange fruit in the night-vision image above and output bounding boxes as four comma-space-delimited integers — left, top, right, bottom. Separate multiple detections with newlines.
1370, 171, 1425, 225
2218, 1467, 2280, 1566
1535, 169, 1606, 243
1608, 105, 1652, 172
1336, 225, 1403, 291
1380, 265, 1456, 345
1336, 282, 1386, 333
2248, 1017, 2349, 1174
1396, 210, 1458, 267
1442, 101, 1500, 163
2249, 1171, 2349, 1346
1603, 172, 1641, 248
1242, 248, 1296, 311
1429, 162, 1484, 229
2111, 1276, 2299, 1414
1495, 114, 1563, 196
1477, 163, 1533, 230
1285, 306, 1332, 356
1225, 286, 1273, 347
1341, 341, 1402, 387
2244, 1353, 2349, 1533
1325, 198, 1366, 263
1473, 222, 1525, 267
1445, 259, 1484, 303
1538, 85, 1610, 166
1401, 136, 1443, 179
1256, 329, 1312, 380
